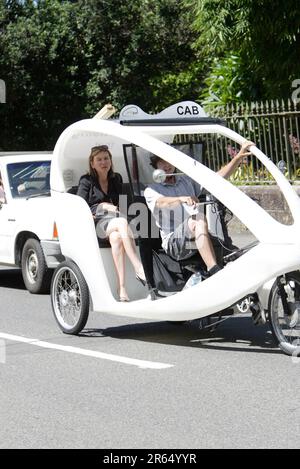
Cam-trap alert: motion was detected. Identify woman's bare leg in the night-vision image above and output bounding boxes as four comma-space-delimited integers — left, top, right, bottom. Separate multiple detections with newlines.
107, 218, 145, 280
108, 231, 129, 300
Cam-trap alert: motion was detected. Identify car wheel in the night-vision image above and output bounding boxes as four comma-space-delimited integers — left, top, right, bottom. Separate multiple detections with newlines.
51, 260, 90, 335
21, 238, 52, 294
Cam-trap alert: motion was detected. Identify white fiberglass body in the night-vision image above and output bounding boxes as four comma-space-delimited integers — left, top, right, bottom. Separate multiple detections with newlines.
50, 103, 300, 322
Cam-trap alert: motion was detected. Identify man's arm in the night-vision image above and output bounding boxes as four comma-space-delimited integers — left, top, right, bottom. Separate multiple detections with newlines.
145, 186, 198, 211
155, 195, 198, 208
217, 140, 255, 179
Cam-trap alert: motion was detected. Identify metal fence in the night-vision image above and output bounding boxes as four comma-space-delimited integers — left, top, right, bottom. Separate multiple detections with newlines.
204, 100, 300, 184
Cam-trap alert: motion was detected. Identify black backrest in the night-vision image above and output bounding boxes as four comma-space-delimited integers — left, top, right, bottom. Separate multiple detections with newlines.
67, 185, 79, 194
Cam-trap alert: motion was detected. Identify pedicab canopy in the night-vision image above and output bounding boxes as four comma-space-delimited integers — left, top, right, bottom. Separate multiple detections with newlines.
50, 101, 300, 245
49, 101, 300, 320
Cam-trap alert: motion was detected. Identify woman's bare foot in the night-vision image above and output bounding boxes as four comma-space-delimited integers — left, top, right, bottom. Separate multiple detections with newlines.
119, 287, 130, 302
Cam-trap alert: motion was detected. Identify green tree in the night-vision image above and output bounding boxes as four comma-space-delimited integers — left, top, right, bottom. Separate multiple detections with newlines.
201, 54, 244, 106
0, 0, 86, 150
185, 0, 300, 101
0, 0, 199, 149
79, 0, 200, 114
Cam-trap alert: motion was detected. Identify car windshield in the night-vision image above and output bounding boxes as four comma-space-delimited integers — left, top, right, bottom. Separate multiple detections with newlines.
7, 161, 51, 198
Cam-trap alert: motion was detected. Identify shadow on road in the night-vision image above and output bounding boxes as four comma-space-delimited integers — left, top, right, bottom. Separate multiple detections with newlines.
80, 316, 281, 355
0, 269, 26, 290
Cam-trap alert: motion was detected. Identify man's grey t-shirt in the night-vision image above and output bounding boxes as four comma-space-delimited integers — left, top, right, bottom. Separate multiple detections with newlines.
144, 176, 202, 251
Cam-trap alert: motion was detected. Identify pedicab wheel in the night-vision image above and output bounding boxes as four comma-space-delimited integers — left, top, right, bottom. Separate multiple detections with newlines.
51, 260, 90, 335
268, 271, 300, 356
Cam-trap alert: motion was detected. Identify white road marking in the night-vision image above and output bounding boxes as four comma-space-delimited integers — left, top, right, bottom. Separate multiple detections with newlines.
0, 332, 174, 370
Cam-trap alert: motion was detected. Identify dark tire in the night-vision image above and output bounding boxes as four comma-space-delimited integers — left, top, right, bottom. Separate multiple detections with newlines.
21, 238, 52, 294
268, 271, 300, 356
168, 321, 186, 325
51, 260, 90, 335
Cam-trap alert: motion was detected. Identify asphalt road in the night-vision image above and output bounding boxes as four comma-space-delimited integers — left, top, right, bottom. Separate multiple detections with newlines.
0, 256, 299, 449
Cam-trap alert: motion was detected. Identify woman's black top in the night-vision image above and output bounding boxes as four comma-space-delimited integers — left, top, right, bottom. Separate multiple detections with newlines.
77, 173, 123, 209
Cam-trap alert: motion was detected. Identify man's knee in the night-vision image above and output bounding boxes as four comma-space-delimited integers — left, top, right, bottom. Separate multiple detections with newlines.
187, 218, 196, 233
188, 216, 208, 234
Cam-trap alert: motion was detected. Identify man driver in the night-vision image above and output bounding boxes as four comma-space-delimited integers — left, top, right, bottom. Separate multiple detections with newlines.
144, 141, 254, 276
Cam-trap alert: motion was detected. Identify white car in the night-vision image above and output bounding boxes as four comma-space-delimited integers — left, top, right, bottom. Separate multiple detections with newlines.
0, 152, 61, 293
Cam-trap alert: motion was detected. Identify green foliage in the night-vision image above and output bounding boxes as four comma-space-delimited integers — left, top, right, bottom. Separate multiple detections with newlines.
200, 54, 244, 106
149, 63, 205, 111
1, 0, 299, 150
185, 0, 300, 101
0, 0, 198, 150
0, 0, 86, 149
79, 0, 199, 114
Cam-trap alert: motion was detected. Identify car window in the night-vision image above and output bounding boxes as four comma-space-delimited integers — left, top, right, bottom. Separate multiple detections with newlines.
7, 161, 51, 198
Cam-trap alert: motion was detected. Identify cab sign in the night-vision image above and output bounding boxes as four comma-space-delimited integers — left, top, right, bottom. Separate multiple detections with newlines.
177, 105, 201, 116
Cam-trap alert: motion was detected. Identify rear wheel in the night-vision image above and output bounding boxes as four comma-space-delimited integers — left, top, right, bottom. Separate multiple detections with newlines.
51, 260, 90, 335
269, 271, 300, 356
21, 238, 52, 293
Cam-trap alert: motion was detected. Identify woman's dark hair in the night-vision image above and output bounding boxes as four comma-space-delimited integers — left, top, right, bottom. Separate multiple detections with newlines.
88, 145, 115, 180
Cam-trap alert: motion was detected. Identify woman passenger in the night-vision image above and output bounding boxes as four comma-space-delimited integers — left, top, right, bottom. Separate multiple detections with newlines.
77, 145, 146, 302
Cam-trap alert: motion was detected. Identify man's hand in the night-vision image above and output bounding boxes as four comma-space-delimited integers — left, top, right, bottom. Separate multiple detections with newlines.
179, 196, 198, 206
234, 140, 255, 163
218, 140, 256, 179
156, 195, 198, 209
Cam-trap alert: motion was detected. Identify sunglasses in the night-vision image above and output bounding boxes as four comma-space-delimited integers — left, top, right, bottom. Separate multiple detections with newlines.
91, 145, 109, 152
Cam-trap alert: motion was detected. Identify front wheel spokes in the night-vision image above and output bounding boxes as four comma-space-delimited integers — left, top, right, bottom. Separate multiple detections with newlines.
51, 261, 90, 335
61, 271, 73, 291
56, 270, 82, 326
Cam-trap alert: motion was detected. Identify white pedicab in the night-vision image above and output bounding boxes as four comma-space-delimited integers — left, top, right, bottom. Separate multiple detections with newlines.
50, 102, 300, 356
